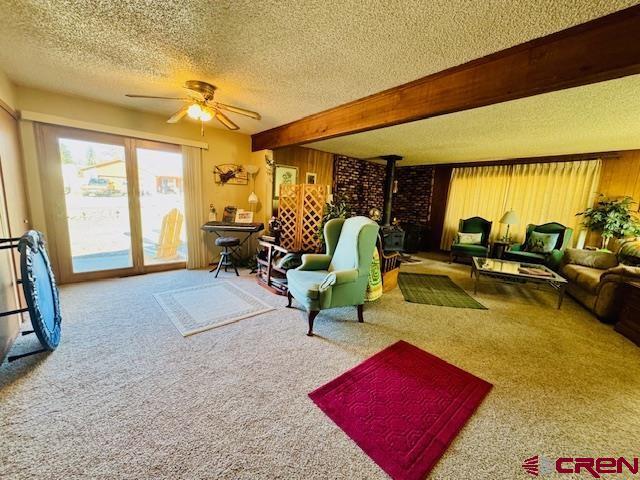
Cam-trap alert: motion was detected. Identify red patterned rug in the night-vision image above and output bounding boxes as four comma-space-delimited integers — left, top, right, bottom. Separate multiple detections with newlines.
309, 340, 492, 480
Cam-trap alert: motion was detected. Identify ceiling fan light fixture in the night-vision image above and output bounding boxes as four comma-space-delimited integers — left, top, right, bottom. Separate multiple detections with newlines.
187, 103, 203, 119
199, 107, 214, 122
126, 80, 259, 132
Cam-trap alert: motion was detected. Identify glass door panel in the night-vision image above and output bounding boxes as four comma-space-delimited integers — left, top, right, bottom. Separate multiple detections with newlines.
136, 147, 186, 266
58, 137, 133, 273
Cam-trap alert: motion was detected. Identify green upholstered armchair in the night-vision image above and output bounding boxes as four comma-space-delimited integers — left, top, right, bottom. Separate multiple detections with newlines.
286, 216, 380, 336
450, 217, 492, 263
503, 222, 573, 270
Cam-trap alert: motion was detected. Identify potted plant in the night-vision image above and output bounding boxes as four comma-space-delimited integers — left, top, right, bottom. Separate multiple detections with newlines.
317, 195, 353, 245
576, 195, 640, 250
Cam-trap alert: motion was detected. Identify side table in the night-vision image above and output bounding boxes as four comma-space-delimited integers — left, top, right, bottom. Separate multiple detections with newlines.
491, 241, 513, 259
614, 281, 640, 347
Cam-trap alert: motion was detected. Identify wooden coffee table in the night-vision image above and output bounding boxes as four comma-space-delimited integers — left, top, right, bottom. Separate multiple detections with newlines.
471, 257, 568, 309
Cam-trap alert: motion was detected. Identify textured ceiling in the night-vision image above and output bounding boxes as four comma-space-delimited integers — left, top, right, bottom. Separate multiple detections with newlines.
306, 74, 640, 165
0, 0, 637, 134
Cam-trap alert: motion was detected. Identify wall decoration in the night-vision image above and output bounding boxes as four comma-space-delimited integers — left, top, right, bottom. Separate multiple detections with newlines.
235, 209, 254, 223
265, 154, 275, 175
208, 204, 217, 222
306, 172, 318, 184
214, 164, 248, 185
273, 164, 298, 199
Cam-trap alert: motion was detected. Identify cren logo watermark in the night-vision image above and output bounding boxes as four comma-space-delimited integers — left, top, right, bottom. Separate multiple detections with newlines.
522, 455, 639, 478
522, 455, 553, 476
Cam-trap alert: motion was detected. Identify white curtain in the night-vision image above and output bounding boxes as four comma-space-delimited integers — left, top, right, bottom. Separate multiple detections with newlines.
182, 145, 208, 269
441, 160, 602, 249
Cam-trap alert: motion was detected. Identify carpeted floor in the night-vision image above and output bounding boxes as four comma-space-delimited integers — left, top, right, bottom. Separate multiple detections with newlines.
1, 256, 639, 479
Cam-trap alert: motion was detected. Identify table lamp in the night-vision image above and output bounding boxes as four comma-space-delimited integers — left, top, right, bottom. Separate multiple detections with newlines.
499, 210, 519, 242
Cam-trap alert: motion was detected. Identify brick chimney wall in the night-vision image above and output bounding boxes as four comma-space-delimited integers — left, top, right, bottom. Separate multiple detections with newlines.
332, 155, 435, 228
392, 165, 435, 226
333, 155, 386, 216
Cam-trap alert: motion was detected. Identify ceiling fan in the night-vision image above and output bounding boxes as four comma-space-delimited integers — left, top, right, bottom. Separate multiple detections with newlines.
125, 80, 261, 135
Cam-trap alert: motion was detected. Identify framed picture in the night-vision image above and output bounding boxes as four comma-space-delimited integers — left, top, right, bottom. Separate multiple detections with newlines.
273, 164, 298, 199
235, 209, 254, 223
305, 172, 318, 184
222, 205, 237, 223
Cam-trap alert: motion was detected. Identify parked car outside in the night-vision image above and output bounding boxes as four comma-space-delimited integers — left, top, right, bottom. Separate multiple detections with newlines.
81, 178, 125, 196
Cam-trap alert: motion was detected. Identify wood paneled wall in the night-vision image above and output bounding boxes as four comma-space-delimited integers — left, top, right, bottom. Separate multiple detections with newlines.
598, 150, 640, 210
583, 149, 640, 247
429, 166, 452, 249
273, 146, 333, 187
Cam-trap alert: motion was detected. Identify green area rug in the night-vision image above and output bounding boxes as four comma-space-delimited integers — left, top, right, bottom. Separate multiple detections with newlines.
398, 273, 487, 309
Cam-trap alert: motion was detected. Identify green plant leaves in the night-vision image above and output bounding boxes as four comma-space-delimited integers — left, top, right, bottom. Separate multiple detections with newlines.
576, 194, 640, 240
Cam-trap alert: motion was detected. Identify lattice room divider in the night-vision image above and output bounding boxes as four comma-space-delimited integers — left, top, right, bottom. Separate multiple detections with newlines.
279, 184, 300, 251
279, 184, 327, 252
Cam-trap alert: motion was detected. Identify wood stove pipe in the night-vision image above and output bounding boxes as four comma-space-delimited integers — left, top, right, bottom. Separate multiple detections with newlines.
380, 155, 402, 226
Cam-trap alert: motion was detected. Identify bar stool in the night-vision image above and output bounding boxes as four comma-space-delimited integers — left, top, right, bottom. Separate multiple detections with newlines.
213, 237, 240, 277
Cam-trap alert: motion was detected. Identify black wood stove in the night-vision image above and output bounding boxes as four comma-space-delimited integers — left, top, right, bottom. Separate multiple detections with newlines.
379, 155, 405, 252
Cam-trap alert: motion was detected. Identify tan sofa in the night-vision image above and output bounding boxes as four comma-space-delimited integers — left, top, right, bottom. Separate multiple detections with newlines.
561, 246, 640, 323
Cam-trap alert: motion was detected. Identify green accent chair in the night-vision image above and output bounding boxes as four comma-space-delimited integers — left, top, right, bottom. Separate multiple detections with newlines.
504, 222, 573, 270
286, 216, 380, 336
450, 217, 492, 263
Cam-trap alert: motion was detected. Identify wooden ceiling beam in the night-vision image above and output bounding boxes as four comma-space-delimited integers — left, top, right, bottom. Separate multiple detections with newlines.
252, 6, 640, 151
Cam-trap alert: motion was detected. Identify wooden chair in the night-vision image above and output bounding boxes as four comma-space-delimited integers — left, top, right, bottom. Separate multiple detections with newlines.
156, 208, 183, 260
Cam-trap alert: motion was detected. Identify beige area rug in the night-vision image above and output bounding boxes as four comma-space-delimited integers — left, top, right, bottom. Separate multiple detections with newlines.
154, 281, 275, 336
2, 263, 639, 479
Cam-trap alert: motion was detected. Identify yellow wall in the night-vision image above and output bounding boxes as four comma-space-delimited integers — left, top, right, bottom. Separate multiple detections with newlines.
0, 69, 16, 111
0, 69, 22, 357
16, 86, 271, 261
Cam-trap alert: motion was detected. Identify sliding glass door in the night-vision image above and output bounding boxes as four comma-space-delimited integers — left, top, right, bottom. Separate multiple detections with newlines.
40, 126, 186, 283
58, 136, 133, 273
135, 142, 186, 266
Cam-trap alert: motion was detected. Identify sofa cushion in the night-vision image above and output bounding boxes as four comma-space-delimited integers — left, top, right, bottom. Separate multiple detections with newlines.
561, 264, 602, 294
564, 248, 618, 269
504, 250, 546, 264
451, 244, 489, 256
618, 239, 640, 266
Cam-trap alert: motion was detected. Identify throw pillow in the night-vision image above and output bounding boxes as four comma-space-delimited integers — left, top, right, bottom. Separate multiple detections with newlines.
456, 232, 483, 245
275, 253, 302, 270
526, 231, 560, 253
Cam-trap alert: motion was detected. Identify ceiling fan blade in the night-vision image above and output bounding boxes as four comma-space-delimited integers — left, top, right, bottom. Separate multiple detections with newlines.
167, 105, 189, 124
126, 94, 189, 100
215, 102, 261, 120
214, 110, 239, 130
183, 87, 205, 101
